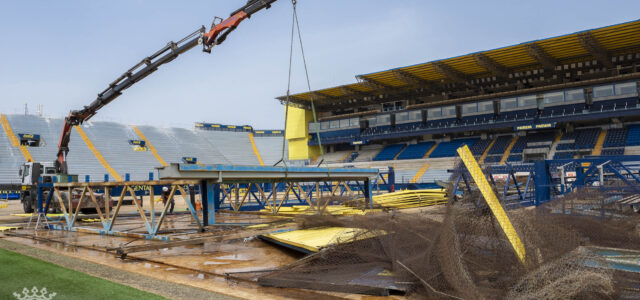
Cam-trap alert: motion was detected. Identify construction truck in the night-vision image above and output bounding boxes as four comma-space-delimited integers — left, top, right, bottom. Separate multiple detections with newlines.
17, 0, 278, 213
19, 161, 109, 214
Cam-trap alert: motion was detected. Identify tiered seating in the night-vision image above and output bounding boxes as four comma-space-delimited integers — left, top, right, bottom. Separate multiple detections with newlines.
469, 139, 492, 155
0, 124, 25, 184
396, 141, 434, 160
540, 103, 585, 117
81, 122, 160, 180
626, 125, 640, 146
553, 151, 575, 159
426, 118, 457, 128
507, 154, 523, 162
361, 126, 392, 136
372, 144, 406, 161
488, 136, 513, 155
429, 138, 477, 158
590, 97, 637, 112
254, 136, 286, 165
483, 155, 502, 163
353, 145, 384, 162
198, 130, 260, 165
460, 114, 494, 125
603, 128, 628, 148
510, 131, 555, 153
344, 151, 359, 163
601, 148, 624, 156
497, 109, 537, 121
556, 128, 601, 150
6, 115, 111, 181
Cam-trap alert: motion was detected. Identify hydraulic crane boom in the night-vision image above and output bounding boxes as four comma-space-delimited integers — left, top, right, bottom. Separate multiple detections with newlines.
55, 0, 277, 173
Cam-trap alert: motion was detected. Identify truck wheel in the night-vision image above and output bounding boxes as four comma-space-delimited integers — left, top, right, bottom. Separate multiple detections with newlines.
23, 199, 34, 213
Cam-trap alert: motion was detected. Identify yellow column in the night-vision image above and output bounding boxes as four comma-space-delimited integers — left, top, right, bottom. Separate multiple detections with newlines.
248, 133, 264, 166
132, 126, 167, 167
75, 126, 122, 181
499, 136, 519, 165
0, 114, 33, 162
457, 145, 526, 264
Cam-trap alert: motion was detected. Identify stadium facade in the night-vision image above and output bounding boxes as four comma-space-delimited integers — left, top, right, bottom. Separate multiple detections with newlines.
280, 19, 640, 181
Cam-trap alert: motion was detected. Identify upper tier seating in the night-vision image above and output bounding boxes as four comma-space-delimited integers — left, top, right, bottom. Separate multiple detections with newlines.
396, 141, 435, 160
601, 148, 624, 156
510, 131, 556, 154
429, 138, 477, 158
469, 139, 492, 155
556, 128, 601, 151
497, 109, 538, 121
603, 128, 628, 148
590, 97, 638, 112
626, 125, 640, 146
540, 103, 585, 118
488, 136, 513, 155
373, 144, 406, 161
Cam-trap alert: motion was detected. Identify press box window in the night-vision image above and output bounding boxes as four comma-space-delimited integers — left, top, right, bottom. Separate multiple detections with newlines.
564, 89, 585, 102
339, 119, 350, 128
427, 108, 442, 118
500, 98, 517, 110
517, 95, 537, 107
442, 106, 456, 117
329, 120, 339, 129
593, 84, 614, 99
409, 110, 422, 121
542, 92, 564, 104
478, 101, 494, 113
461, 103, 477, 114
615, 82, 637, 96
395, 112, 409, 122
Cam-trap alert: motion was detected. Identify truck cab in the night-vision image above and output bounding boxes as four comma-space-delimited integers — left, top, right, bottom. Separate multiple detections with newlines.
19, 162, 107, 214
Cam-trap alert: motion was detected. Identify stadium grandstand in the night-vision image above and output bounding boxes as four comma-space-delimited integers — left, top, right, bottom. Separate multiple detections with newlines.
0, 115, 286, 183
278, 19, 640, 184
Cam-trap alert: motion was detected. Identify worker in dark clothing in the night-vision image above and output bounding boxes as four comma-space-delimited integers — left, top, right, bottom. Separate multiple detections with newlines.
161, 186, 175, 214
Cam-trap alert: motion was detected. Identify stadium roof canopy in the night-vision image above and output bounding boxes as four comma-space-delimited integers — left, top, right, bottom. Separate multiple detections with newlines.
278, 19, 640, 111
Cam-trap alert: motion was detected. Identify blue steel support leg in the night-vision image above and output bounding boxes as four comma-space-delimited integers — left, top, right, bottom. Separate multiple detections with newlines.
37, 183, 44, 213
200, 181, 208, 226
204, 181, 220, 225
364, 179, 373, 209
43, 186, 54, 215
534, 161, 550, 206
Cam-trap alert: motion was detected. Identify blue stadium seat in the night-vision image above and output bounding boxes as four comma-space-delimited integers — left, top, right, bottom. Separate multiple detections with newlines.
510, 131, 555, 154
469, 139, 492, 155
497, 109, 538, 121
603, 128, 628, 148
590, 97, 638, 112
426, 118, 457, 128
601, 148, 624, 156
557, 128, 601, 150
396, 141, 435, 160
395, 122, 423, 132
626, 125, 640, 146
460, 114, 494, 125
553, 151, 575, 159
483, 155, 502, 163
488, 136, 513, 155
540, 103, 585, 117
373, 144, 406, 161
429, 138, 477, 158
507, 154, 522, 162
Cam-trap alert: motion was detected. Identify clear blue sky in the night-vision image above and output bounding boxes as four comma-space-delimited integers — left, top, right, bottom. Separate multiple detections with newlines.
0, 1, 638, 129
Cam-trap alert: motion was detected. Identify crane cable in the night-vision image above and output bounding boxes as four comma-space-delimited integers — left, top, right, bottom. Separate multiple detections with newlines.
278, 0, 328, 172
